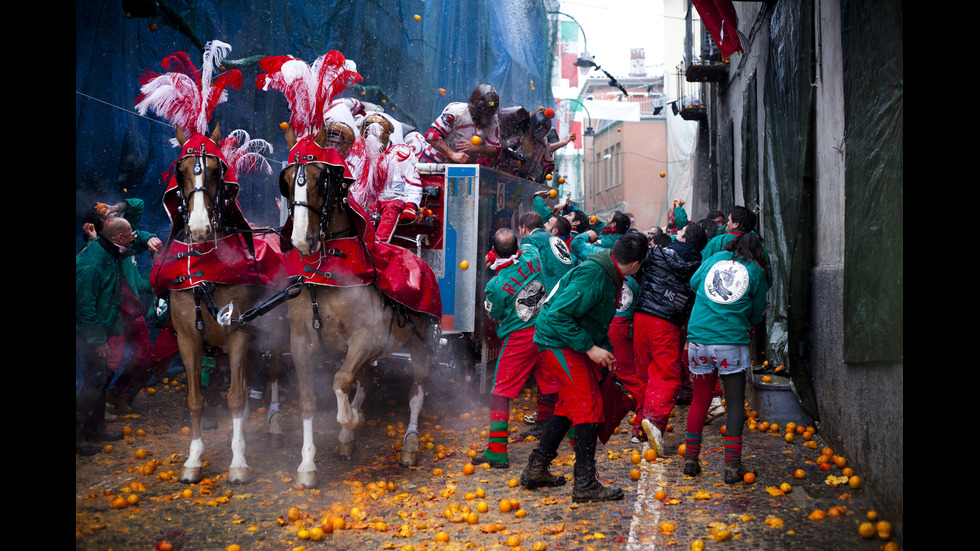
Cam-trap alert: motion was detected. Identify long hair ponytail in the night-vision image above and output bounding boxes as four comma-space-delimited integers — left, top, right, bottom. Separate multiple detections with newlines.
725, 232, 770, 284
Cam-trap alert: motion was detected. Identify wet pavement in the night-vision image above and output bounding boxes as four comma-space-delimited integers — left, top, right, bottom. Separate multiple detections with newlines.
593, 401, 898, 551
75, 368, 901, 551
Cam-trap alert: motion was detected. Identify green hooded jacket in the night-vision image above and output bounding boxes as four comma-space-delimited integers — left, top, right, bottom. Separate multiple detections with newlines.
533, 249, 625, 354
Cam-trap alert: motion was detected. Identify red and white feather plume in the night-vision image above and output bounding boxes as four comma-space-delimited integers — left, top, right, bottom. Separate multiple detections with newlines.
256, 50, 362, 138
136, 40, 243, 136
221, 129, 274, 177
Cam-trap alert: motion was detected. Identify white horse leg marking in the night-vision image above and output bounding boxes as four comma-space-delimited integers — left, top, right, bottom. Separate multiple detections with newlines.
299, 418, 316, 473
407, 384, 425, 434
184, 438, 204, 468
291, 179, 310, 255
335, 388, 354, 427
299, 418, 316, 470
229, 417, 247, 470
296, 417, 317, 488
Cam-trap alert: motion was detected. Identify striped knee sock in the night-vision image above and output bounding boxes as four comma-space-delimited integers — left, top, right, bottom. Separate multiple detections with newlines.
724, 436, 743, 464
685, 432, 702, 458
485, 410, 509, 462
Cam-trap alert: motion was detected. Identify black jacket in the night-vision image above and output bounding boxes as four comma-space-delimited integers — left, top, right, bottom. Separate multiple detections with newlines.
634, 240, 702, 325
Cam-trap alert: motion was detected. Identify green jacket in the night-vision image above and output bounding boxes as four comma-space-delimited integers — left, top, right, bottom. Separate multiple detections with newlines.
81, 199, 155, 295
701, 230, 770, 267
75, 236, 125, 345
673, 205, 689, 230
533, 249, 624, 354
484, 250, 546, 338
519, 228, 574, 294
570, 230, 622, 263
687, 251, 769, 345
533, 196, 555, 225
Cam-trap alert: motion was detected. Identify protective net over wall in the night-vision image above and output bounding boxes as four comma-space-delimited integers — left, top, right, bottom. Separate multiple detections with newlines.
762, 0, 817, 420
841, 0, 903, 363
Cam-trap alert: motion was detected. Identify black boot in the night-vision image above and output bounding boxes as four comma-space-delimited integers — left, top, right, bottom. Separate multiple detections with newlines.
520, 449, 566, 489
87, 393, 123, 442
516, 420, 546, 442
75, 418, 100, 456
683, 456, 702, 477
571, 423, 623, 503
724, 461, 750, 484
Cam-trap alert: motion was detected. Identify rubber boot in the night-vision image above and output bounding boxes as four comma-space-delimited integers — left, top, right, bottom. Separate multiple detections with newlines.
571, 423, 623, 503
683, 457, 702, 476
87, 392, 123, 442
519, 449, 566, 489
75, 415, 100, 456
724, 461, 750, 484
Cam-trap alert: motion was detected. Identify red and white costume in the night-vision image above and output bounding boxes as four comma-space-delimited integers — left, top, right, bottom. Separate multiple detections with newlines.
419, 102, 501, 164
347, 113, 422, 243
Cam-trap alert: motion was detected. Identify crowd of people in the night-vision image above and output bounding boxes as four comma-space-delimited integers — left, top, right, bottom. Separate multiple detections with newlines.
473, 196, 771, 502
77, 81, 771, 501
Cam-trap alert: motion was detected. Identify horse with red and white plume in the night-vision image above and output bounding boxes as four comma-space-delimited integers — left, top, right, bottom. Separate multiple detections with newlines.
256, 50, 362, 139
256, 51, 361, 256
134, 40, 283, 486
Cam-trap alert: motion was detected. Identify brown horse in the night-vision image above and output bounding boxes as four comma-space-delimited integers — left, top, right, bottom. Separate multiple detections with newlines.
161, 125, 284, 484
281, 126, 439, 488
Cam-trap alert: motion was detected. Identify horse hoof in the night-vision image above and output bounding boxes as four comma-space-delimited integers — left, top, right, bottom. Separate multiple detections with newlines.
179, 467, 203, 484
399, 432, 420, 467
296, 471, 317, 489
338, 440, 356, 460
228, 467, 249, 484
268, 433, 283, 449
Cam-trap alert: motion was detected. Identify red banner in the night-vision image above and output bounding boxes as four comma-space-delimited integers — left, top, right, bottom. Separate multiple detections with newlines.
691, 0, 746, 59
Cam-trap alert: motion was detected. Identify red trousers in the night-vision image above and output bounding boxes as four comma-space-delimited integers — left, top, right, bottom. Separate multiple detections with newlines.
633, 312, 685, 432
375, 199, 418, 243
540, 348, 603, 425
375, 199, 405, 243
491, 327, 559, 399
608, 316, 645, 426
107, 316, 152, 374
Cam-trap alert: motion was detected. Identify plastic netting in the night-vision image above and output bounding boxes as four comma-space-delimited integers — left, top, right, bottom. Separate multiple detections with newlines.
841, 0, 903, 363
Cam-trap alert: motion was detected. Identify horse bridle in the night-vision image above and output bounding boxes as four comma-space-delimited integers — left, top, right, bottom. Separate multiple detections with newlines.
175, 142, 229, 239
282, 155, 352, 244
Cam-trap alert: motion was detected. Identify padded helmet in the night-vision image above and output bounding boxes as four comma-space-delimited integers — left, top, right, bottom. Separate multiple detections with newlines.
324, 121, 355, 156
529, 110, 553, 141
497, 106, 530, 140
468, 84, 500, 128
360, 113, 394, 148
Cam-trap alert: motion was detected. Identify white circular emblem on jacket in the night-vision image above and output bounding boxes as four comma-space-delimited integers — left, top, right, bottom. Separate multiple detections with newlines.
515, 280, 546, 321
549, 236, 573, 265
617, 284, 633, 312
704, 260, 749, 304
